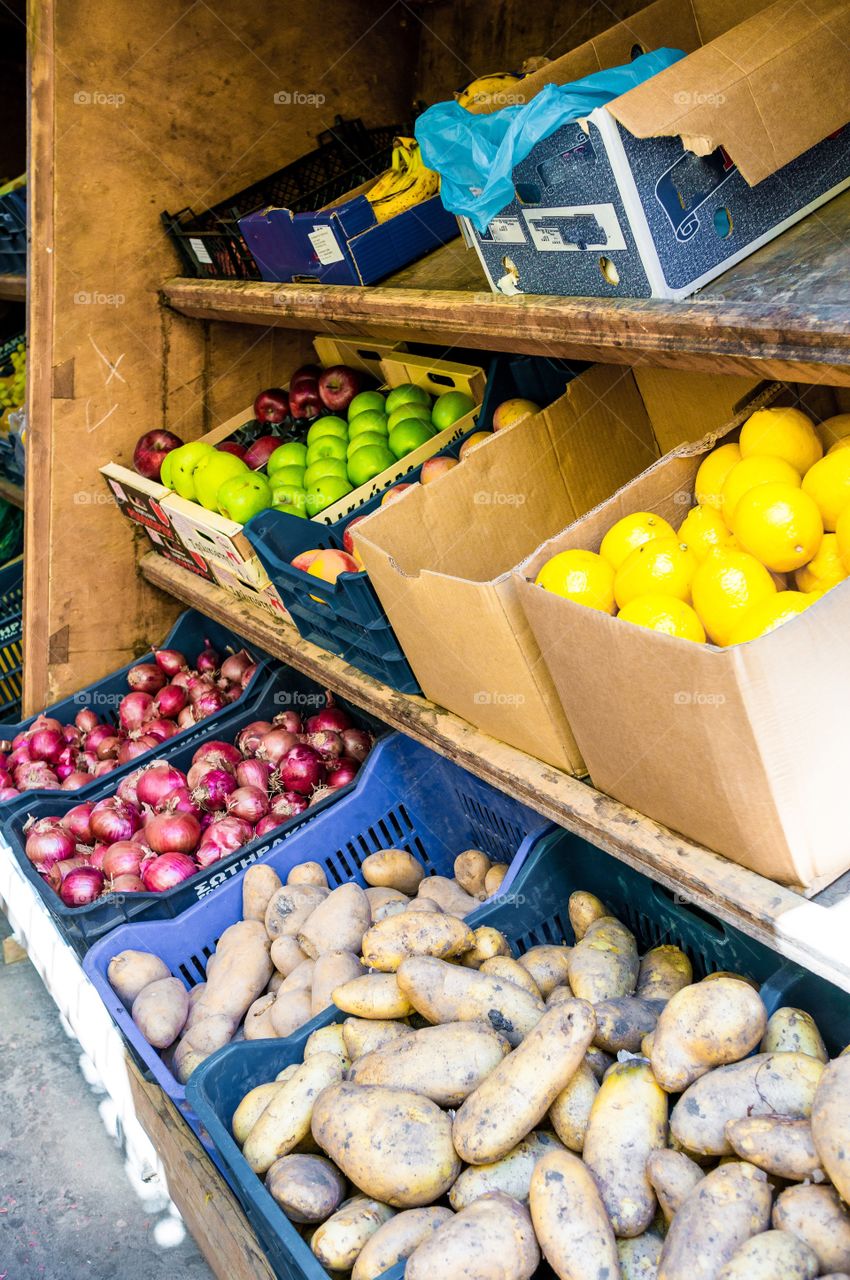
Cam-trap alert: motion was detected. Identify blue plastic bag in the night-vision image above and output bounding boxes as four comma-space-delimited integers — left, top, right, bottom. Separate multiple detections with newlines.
416, 49, 685, 233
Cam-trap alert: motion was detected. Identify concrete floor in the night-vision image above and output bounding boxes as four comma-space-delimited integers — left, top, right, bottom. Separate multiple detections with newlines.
0, 913, 215, 1280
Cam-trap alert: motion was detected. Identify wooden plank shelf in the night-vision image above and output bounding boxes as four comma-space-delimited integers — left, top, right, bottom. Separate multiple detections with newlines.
162, 191, 850, 387
0, 475, 24, 508
0, 274, 25, 301
140, 551, 850, 996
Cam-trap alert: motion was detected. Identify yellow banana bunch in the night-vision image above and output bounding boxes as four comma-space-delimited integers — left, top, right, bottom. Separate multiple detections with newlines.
367, 137, 418, 202
0, 173, 26, 199
455, 72, 524, 112
366, 138, 439, 224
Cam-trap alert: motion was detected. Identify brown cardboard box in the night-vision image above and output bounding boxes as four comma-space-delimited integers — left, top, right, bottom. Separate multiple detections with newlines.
513, 386, 850, 892
355, 364, 762, 773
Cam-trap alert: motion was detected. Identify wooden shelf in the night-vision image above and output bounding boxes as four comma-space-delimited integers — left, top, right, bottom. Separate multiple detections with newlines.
162, 191, 850, 387
0, 274, 25, 301
141, 551, 850, 995
0, 475, 24, 508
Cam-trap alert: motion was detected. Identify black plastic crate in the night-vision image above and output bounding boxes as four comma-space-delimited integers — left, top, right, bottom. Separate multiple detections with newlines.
0, 185, 26, 276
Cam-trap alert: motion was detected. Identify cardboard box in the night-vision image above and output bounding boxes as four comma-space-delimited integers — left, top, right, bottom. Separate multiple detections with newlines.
142, 527, 215, 581
464, 0, 850, 299
356, 364, 761, 773
100, 463, 177, 540
511, 385, 850, 892
208, 561, 290, 622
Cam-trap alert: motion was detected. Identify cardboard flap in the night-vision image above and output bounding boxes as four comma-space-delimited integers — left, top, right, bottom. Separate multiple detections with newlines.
609, 0, 850, 185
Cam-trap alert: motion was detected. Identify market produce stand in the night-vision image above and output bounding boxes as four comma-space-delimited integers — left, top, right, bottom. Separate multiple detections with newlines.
0, 274, 25, 301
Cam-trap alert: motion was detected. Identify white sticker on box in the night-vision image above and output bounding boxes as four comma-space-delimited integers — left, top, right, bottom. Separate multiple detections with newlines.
189, 237, 213, 265
488, 217, 526, 244
308, 225, 345, 265
523, 204, 626, 253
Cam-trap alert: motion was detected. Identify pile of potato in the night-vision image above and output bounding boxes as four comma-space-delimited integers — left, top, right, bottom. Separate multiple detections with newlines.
223, 878, 850, 1280
106, 847, 510, 1083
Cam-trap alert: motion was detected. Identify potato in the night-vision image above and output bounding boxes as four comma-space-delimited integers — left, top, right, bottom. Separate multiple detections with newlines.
619, 1231, 664, 1280
773, 1184, 850, 1274
454, 849, 491, 898
287, 861, 328, 888
131, 977, 189, 1048
242, 1052, 345, 1173
484, 863, 508, 896
242, 864, 283, 923
583, 1059, 668, 1237
332, 972, 412, 1020
232, 1082, 283, 1145
481, 956, 542, 999
530, 1149, 619, 1279
351, 1206, 453, 1280
545, 984, 574, 1006
651, 977, 768, 1092
518, 945, 572, 997
642, 1030, 655, 1058
567, 916, 639, 1002
586, 1045, 614, 1080
298, 883, 371, 959
716, 1228, 819, 1279
311, 1195, 395, 1271
361, 911, 475, 972
311, 1081, 461, 1207
812, 1054, 850, 1200
670, 1052, 825, 1156
306, 952, 360, 1018
453, 999, 596, 1165
342, 1017, 412, 1061
365, 887, 409, 924
761, 1006, 828, 1060
266, 971, 284, 995
350, 1020, 509, 1107
276, 1064, 298, 1083
459, 926, 512, 969
567, 890, 609, 941
279, 958, 315, 994
303, 1022, 349, 1069
657, 1162, 772, 1279
270, 936, 308, 977
726, 1115, 822, 1181
265, 884, 329, 939
415, 875, 477, 918
108, 950, 171, 1006
405, 898, 441, 915
646, 1150, 704, 1224
637, 945, 693, 1003
360, 848, 425, 896
397, 956, 544, 1047
449, 1130, 564, 1210
243, 993, 278, 1040
702, 970, 759, 989
189, 921, 272, 1031
270, 987, 313, 1036
548, 1058, 598, 1152
406, 1192, 538, 1280
173, 1013, 235, 1082
265, 1153, 347, 1223
592, 996, 663, 1054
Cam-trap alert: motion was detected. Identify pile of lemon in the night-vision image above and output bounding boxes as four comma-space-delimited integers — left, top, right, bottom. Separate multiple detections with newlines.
535, 406, 850, 645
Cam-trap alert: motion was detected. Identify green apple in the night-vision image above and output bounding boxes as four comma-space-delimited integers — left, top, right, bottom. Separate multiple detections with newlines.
304, 458, 348, 488
305, 476, 353, 516
347, 444, 396, 489
192, 450, 249, 510
347, 390, 386, 420
385, 383, 430, 416
306, 435, 348, 465
307, 416, 348, 444
160, 449, 177, 489
389, 420, 435, 460
273, 502, 307, 519
347, 432, 388, 459
271, 465, 306, 489
169, 441, 215, 501
349, 410, 388, 439
432, 390, 475, 431
268, 441, 308, 474
271, 483, 307, 512
387, 402, 431, 433
217, 471, 272, 523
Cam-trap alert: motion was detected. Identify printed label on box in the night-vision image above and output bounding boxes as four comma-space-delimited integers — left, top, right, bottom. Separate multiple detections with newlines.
487, 217, 527, 244
523, 204, 626, 253
308, 225, 345, 265
189, 237, 213, 265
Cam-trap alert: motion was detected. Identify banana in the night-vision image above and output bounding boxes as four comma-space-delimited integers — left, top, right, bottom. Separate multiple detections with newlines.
367, 137, 419, 203
455, 72, 524, 111
366, 139, 439, 223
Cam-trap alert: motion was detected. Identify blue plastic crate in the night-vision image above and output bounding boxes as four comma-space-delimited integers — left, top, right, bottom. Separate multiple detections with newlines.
476, 354, 588, 431
6, 666, 387, 956
0, 185, 26, 275
83, 731, 548, 1128
186, 826, 850, 1280
0, 555, 23, 718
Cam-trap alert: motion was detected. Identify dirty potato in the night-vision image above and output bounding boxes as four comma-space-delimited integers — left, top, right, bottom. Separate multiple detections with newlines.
349, 1020, 509, 1107
716, 1229, 819, 1280
351, 1207, 453, 1280
619, 1231, 664, 1280
530, 1149, 619, 1280
518, 945, 572, 998
592, 996, 663, 1054
454, 850, 492, 898
332, 972, 412, 1020
548, 1058, 598, 1152
341, 1017, 412, 1061
448, 1130, 564, 1210
297, 883, 371, 959
811, 1054, 850, 1201
646, 1149, 704, 1224
361, 849, 425, 897
760, 1007, 828, 1061
396, 955, 544, 1046
772, 1184, 850, 1275
651, 977, 768, 1092
637, 945, 693, 1003
567, 890, 609, 941
567, 916, 639, 1002
459, 926, 512, 969
310, 1196, 395, 1272
242, 1052, 344, 1174
265, 1153, 347, 1223
657, 1162, 772, 1280
726, 1115, 823, 1181
480, 956, 542, 999
360, 911, 475, 972
406, 1192, 538, 1280
303, 1022, 350, 1070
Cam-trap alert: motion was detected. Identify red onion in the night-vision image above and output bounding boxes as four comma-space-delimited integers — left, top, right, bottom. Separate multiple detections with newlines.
144, 811, 201, 855
254, 814, 282, 838
25, 825, 76, 869
193, 767, 237, 812
119, 691, 154, 733
30, 727, 64, 763
327, 757, 360, 789
164, 787, 203, 818
0, 785, 19, 800
177, 706, 196, 729
278, 744, 326, 795
9, 742, 32, 768
90, 797, 141, 844
46, 856, 90, 890
240, 664, 258, 690
220, 649, 253, 683
193, 688, 227, 718
270, 791, 310, 820
56, 744, 76, 769
63, 802, 95, 843
152, 647, 186, 677
102, 841, 144, 878
116, 736, 157, 765
61, 771, 93, 790
186, 760, 221, 791
136, 763, 188, 810
197, 815, 252, 864
59, 867, 105, 906
94, 760, 118, 777
257, 728, 299, 765
308, 784, 335, 808
196, 640, 220, 674
171, 670, 191, 689
221, 684, 241, 705
306, 706, 353, 734
236, 758, 270, 791
62, 725, 82, 746
304, 730, 343, 761
341, 728, 373, 763
75, 708, 100, 734
76, 749, 99, 774
154, 684, 187, 718
32, 715, 62, 735
55, 764, 76, 782
96, 735, 121, 761
128, 663, 166, 694
88, 844, 108, 870
116, 770, 142, 807
110, 874, 145, 892
237, 720, 272, 756
15, 763, 60, 790
0, 767, 13, 789
143, 717, 179, 743
11, 730, 27, 749
141, 852, 196, 892
273, 710, 303, 734
226, 785, 269, 823
192, 740, 241, 770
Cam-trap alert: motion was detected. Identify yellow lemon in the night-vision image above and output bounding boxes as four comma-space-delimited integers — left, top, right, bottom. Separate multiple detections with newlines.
535, 549, 615, 614
694, 442, 741, 511
794, 533, 847, 594
727, 591, 817, 645
732, 482, 823, 573
613, 538, 696, 610
617, 595, 706, 643
599, 511, 676, 570
819, 413, 850, 450
739, 406, 823, 475
828, 438, 850, 455
677, 504, 735, 562
836, 506, 850, 574
801, 450, 850, 531
691, 548, 776, 646
720, 454, 801, 528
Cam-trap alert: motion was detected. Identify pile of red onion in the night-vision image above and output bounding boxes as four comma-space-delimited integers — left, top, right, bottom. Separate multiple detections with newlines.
0, 640, 257, 802
24, 696, 373, 908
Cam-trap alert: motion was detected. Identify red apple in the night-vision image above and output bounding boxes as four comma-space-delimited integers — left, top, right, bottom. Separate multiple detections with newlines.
492, 397, 541, 431
133, 429, 184, 481
289, 364, 322, 390
243, 436, 281, 471
459, 431, 493, 460
291, 549, 323, 572
289, 383, 324, 420
217, 441, 247, 459
420, 456, 459, 485
342, 513, 371, 557
380, 483, 418, 506
306, 549, 361, 584
318, 365, 365, 413
254, 388, 289, 424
